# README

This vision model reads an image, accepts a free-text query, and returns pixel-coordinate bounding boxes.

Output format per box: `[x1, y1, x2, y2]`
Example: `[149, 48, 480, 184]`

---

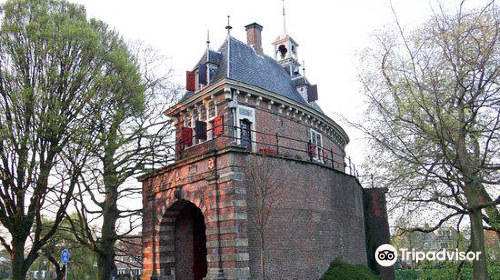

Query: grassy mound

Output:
[320, 260, 382, 280]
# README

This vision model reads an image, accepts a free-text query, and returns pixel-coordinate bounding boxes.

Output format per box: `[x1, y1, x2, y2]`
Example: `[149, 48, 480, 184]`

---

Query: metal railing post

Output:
[330, 148, 334, 169]
[275, 133, 279, 154]
[308, 140, 313, 161]
[348, 156, 352, 175]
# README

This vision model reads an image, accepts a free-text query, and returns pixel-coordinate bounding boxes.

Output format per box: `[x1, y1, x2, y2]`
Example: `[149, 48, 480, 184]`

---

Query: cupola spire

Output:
[282, 0, 287, 34]
[272, 1, 301, 77]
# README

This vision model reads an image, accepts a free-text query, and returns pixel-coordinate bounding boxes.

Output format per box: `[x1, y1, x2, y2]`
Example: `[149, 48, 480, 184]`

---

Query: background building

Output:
[115, 236, 143, 280]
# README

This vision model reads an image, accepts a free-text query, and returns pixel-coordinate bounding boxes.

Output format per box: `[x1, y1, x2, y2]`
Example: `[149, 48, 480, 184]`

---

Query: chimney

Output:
[245, 22, 263, 55]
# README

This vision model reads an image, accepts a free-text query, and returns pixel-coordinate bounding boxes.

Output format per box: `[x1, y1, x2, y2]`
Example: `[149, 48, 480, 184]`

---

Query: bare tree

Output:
[245, 155, 288, 280]
[356, 1, 499, 279]
[66, 42, 178, 280]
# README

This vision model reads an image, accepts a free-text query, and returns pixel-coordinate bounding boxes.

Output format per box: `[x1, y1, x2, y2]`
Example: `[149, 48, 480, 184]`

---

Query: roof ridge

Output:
[226, 35, 231, 78]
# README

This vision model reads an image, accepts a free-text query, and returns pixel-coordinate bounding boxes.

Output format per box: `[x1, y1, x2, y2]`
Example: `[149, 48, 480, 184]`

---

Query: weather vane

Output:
[225, 15, 232, 35]
[206, 30, 210, 48]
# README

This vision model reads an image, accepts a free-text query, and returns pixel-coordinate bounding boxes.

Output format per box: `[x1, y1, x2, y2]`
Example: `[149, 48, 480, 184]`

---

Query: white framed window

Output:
[236, 105, 256, 152]
[182, 112, 190, 127]
[208, 100, 216, 119]
[207, 100, 217, 140]
[310, 128, 323, 162]
[191, 109, 199, 144]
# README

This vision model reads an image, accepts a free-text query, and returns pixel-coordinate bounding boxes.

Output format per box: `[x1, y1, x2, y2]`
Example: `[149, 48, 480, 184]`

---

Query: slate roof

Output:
[181, 36, 323, 113]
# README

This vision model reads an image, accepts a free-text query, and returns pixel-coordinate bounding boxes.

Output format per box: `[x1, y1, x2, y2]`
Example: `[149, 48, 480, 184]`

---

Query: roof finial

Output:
[225, 15, 233, 35]
[282, 0, 287, 34]
[302, 60, 306, 76]
[206, 30, 210, 48]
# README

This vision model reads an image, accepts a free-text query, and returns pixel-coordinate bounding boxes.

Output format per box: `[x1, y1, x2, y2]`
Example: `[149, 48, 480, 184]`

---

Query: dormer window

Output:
[194, 69, 200, 90]
[208, 64, 217, 84]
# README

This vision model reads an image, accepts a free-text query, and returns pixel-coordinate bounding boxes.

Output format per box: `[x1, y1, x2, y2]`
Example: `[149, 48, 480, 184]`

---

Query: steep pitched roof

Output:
[181, 36, 323, 112]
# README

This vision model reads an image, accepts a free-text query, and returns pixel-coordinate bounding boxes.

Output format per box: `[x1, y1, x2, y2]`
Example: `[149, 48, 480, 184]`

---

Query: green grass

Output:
[395, 267, 500, 280]
[320, 260, 382, 280]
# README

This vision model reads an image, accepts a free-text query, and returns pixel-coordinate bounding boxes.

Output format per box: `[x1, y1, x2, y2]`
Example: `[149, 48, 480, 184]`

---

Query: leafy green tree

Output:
[0, 0, 146, 279]
[32, 216, 98, 280]
[357, 1, 499, 279]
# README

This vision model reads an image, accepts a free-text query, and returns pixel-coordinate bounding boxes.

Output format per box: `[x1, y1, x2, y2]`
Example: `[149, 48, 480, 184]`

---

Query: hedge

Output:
[320, 260, 382, 280]
[395, 267, 500, 280]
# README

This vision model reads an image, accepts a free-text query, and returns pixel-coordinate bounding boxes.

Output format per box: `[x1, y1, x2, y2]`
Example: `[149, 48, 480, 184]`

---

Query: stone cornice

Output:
[164, 78, 350, 146]
[223, 79, 349, 146]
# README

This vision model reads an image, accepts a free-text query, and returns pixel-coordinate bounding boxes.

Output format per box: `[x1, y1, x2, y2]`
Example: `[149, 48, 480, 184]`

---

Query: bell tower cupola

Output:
[272, 0, 301, 77]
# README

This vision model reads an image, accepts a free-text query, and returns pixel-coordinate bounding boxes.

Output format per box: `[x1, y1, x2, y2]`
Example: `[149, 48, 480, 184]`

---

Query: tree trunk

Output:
[45, 253, 65, 280]
[259, 230, 266, 280]
[97, 199, 118, 280]
[469, 209, 489, 280]
[464, 178, 489, 280]
[98, 163, 119, 280]
[97, 253, 116, 280]
[11, 239, 27, 280]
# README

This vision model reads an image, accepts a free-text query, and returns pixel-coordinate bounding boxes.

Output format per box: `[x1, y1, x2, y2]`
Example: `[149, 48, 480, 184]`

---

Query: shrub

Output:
[395, 266, 500, 280]
[320, 260, 382, 280]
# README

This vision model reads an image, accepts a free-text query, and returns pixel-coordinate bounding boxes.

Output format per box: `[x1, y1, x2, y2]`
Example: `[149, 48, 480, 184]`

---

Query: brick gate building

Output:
[140, 21, 392, 280]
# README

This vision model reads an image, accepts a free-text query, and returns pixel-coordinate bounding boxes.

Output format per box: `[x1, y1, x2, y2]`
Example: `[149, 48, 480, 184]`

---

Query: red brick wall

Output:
[240, 154, 367, 279]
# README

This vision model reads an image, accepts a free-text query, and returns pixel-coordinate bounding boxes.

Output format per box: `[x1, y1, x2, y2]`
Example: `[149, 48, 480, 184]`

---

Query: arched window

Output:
[278, 44, 287, 59]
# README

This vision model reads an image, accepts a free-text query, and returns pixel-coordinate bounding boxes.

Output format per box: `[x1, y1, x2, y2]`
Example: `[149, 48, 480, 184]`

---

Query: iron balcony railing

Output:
[174, 123, 361, 179]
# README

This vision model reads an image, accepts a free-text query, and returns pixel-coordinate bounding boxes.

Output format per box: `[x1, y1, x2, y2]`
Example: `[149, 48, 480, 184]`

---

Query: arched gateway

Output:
[159, 200, 208, 280]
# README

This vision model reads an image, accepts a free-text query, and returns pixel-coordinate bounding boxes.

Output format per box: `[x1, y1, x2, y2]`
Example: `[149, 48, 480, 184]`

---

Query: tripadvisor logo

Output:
[375, 244, 398, 267]
[375, 244, 482, 267]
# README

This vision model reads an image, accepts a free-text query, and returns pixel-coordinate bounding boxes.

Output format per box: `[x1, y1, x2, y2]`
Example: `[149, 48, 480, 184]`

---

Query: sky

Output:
[0, 0, 493, 241]
[64, 0, 490, 175]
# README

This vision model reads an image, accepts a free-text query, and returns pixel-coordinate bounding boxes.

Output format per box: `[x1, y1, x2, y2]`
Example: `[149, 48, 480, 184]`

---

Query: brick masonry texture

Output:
[242, 155, 368, 280]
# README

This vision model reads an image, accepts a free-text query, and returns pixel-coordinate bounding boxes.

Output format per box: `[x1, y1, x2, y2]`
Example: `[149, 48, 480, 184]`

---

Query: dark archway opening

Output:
[173, 201, 208, 280]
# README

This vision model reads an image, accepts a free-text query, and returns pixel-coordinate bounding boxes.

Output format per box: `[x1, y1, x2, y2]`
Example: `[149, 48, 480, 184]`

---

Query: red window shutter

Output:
[181, 127, 193, 146]
[309, 143, 316, 157]
[307, 84, 318, 102]
[176, 128, 184, 150]
[214, 115, 224, 137]
[186, 71, 195, 91]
